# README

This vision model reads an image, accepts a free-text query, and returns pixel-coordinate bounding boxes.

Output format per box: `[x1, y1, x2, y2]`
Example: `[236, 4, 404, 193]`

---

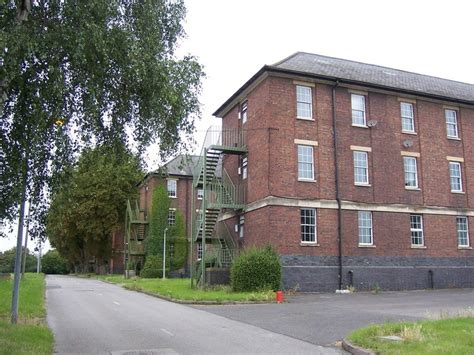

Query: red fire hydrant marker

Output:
[276, 290, 284, 303]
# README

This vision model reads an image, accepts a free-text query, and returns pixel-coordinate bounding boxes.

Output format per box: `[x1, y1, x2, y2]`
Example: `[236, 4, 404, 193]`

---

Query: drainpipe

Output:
[331, 80, 343, 290]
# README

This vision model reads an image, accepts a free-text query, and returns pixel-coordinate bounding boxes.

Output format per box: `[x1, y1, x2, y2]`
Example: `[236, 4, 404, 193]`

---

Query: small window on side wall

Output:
[445, 109, 459, 138]
[351, 94, 366, 126]
[197, 189, 203, 200]
[400, 102, 415, 133]
[296, 85, 312, 119]
[240, 101, 248, 124]
[167, 179, 177, 198]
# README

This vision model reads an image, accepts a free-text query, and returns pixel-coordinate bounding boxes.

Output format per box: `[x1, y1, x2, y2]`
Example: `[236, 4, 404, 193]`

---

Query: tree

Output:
[146, 184, 170, 256]
[0, 247, 36, 274]
[46, 144, 143, 272]
[1, 0, 203, 237]
[2, 0, 202, 324]
[41, 250, 69, 275]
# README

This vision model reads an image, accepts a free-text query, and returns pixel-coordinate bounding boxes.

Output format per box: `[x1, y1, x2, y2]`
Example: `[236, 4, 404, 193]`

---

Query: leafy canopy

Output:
[1, 1, 204, 238]
[46, 144, 143, 269]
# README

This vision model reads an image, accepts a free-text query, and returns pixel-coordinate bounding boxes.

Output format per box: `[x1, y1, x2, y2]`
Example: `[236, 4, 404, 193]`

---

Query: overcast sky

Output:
[2, 0, 474, 252]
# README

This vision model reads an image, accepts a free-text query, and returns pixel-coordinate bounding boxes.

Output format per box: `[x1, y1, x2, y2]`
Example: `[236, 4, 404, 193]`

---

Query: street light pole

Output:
[162, 227, 168, 280]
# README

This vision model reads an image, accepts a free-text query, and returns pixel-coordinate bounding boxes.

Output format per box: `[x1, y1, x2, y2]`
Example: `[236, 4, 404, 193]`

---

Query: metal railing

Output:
[193, 126, 246, 186]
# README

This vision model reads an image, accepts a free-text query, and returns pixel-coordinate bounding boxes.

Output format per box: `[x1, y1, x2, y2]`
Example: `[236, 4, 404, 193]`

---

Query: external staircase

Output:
[124, 200, 148, 273]
[191, 126, 247, 287]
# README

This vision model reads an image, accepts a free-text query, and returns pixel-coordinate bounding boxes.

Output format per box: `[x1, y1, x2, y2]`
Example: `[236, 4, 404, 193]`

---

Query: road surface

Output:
[46, 275, 342, 354]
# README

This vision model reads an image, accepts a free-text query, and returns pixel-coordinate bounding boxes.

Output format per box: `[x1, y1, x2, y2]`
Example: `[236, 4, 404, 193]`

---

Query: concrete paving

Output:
[46, 275, 343, 354]
[193, 288, 474, 347]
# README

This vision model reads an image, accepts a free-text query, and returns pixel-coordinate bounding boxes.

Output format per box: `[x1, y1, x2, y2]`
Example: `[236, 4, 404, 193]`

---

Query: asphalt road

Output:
[46, 275, 342, 354]
[194, 288, 474, 347]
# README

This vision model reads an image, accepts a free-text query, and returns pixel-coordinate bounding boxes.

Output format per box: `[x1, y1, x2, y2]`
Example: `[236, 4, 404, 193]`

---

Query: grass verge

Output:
[347, 316, 474, 354]
[96, 275, 275, 302]
[0, 273, 54, 354]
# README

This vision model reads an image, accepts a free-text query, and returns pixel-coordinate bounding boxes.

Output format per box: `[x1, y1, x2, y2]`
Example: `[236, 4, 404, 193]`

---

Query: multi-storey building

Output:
[117, 155, 200, 274]
[211, 52, 474, 291]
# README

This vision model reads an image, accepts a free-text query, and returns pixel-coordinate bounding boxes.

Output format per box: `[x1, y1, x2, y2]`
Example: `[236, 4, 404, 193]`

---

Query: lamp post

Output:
[162, 227, 168, 280]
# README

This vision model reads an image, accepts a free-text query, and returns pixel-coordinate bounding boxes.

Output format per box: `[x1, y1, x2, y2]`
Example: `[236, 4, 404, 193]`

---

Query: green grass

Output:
[0, 273, 54, 355]
[0, 273, 46, 320]
[97, 275, 276, 302]
[347, 316, 474, 354]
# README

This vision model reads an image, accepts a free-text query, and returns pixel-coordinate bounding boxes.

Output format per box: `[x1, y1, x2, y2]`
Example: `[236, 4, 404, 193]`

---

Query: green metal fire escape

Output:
[191, 126, 247, 287]
[124, 200, 148, 275]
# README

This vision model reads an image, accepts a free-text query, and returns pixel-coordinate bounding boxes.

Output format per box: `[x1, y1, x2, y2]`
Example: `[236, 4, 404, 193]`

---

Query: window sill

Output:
[451, 191, 465, 194]
[169, 196, 177, 199]
[297, 117, 315, 121]
[298, 179, 317, 183]
[402, 130, 417, 135]
[358, 244, 376, 248]
[355, 183, 371, 187]
[411, 245, 427, 249]
[405, 187, 421, 191]
[300, 242, 320, 247]
[352, 124, 368, 129]
[447, 136, 461, 141]
[458, 246, 472, 250]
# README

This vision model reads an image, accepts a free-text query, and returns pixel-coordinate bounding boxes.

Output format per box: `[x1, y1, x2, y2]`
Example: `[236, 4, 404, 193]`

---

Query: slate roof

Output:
[273, 52, 474, 102]
[162, 155, 200, 176]
[214, 52, 474, 117]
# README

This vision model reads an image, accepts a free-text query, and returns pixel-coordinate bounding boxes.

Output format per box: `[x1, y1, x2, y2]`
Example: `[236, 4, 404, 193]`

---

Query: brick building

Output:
[212, 52, 474, 291]
[116, 155, 201, 274]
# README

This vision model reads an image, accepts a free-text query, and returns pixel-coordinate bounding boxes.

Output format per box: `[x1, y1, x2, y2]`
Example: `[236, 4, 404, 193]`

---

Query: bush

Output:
[41, 250, 69, 274]
[140, 255, 168, 278]
[231, 246, 281, 292]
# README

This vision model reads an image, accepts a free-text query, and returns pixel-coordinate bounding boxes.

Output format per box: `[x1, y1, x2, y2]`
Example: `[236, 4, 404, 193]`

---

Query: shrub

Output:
[231, 246, 281, 292]
[170, 211, 187, 270]
[41, 250, 69, 274]
[140, 255, 168, 278]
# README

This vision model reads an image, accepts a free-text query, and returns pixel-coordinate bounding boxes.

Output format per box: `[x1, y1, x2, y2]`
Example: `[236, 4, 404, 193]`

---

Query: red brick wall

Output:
[220, 74, 474, 259]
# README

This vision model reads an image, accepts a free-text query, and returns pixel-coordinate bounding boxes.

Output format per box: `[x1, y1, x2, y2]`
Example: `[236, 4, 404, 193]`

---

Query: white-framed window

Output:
[403, 156, 418, 188]
[297, 145, 314, 180]
[239, 215, 245, 238]
[449, 162, 462, 192]
[445, 109, 459, 138]
[353, 151, 369, 185]
[351, 94, 366, 126]
[242, 157, 248, 180]
[197, 242, 203, 260]
[167, 179, 177, 198]
[456, 216, 470, 247]
[296, 85, 312, 119]
[410, 214, 424, 246]
[197, 189, 204, 200]
[358, 211, 373, 245]
[300, 208, 316, 243]
[241, 101, 248, 124]
[400, 102, 415, 133]
[168, 209, 176, 225]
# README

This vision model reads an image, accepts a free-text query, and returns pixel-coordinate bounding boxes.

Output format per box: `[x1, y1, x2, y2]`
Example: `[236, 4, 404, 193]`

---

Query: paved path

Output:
[46, 275, 342, 354]
[194, 288, 474, 347]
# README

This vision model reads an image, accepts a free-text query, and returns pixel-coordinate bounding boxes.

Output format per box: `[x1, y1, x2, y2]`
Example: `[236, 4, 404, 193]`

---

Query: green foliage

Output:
[1, 0, 203, 239]
[170, 210, 187, 270]
[0, 247, 36, 273]
[231, 246, 281, 292]
[146, 185, 170, 256]
[140, 254, 168, 279]
[41, 250, 69, 274]
[46, 144, 142, 270]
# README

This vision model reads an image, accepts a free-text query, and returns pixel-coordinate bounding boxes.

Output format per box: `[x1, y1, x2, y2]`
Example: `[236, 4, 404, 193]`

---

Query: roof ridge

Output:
[279, 52, 474, 87]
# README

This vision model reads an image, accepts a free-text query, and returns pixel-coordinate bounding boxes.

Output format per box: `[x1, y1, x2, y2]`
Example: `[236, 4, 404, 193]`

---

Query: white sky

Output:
[2, 0, 474, 252]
